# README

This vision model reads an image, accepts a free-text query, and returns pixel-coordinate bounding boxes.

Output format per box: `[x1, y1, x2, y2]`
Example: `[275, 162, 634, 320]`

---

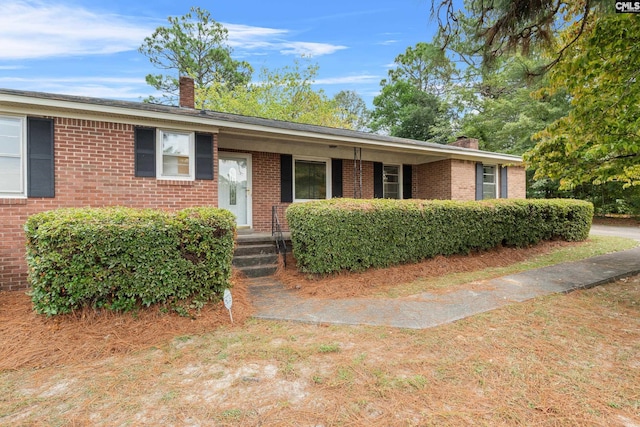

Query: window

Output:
[157, 130, 194, 180]
[0, 116, 25, 196]
[483, 165, 496, 199]
[383, 165, 400, 199]
[294, 158, 329, 200]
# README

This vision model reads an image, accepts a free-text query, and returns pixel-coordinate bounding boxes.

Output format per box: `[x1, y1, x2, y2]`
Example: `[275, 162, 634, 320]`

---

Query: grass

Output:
[381, 235, 638, 298]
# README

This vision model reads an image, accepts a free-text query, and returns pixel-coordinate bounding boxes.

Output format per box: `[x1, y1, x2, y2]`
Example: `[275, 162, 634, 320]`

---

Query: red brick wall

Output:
[250, 151, 284, 232]
[0, 117, 218, 291]
[415, 160, 452, 200]
[507, 166, 527, 199]
[450, 160, 477, 201]
[342, 159, 374, 199]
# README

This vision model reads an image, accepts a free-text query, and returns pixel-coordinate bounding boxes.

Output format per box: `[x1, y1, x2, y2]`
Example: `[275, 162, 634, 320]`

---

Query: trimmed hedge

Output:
[286, 198, 593, 274]
[25, 207, 236, 315]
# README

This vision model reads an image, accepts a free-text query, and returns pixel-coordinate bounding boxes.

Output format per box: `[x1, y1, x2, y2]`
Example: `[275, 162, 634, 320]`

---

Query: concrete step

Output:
[236, 234, 275, 245]
[239, 264, 279, 278]
[233, 253, 279, 268]
[234, 243, 276, 257]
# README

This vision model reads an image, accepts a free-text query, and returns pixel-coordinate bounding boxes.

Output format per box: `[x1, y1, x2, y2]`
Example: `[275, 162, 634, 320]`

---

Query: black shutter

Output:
[195, 133, 214, 180]
[280, 154, 293, 203]
[27, 117, 55, 198]
[475, 162, 484, 200]
[373, 162, 383, 198]
[500, 166, 508, 198]
[331, 158, 343, 198]
[402, 164, 412, 199]
[134, 127, 156, 177]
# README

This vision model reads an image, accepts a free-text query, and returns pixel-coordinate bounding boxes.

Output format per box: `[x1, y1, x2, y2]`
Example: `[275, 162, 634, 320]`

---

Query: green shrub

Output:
[286, 198, 593, 274]
[24, 206, 236, 315]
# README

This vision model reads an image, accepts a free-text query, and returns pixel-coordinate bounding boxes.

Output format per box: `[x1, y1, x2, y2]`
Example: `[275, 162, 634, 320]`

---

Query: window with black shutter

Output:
[195, 133, 214, 180]
[27, 117, 55, 198]
[134, 127, 156, 177]
[331, 158, 343, 198]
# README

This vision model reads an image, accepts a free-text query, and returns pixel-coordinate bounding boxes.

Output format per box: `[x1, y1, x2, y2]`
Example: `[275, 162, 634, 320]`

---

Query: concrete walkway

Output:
[248, 226, 640, 329]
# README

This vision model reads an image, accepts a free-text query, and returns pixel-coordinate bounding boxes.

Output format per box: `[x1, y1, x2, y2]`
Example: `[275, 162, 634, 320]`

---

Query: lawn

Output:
[1, 236, 639, 426]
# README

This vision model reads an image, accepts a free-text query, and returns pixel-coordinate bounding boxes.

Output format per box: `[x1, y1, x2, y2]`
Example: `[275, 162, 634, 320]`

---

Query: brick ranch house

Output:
[0, 79, 525, 291]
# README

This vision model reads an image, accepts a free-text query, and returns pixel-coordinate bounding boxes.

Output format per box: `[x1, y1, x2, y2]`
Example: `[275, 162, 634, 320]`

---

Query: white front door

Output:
[218, 153, 252, 228]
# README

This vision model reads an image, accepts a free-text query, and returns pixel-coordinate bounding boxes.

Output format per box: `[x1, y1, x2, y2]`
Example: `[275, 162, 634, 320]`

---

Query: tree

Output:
[332, 90, 370, 131]
[200, 60, 352, 129]
[387, 42, 458, 97]
[461, 56, 570, 155]
[370, 80, 451, 142]
[525, 14, 640, 190]
[139, 7, 252, 106]
[371, 42, 456, 142]
[432, 0, 608, 73]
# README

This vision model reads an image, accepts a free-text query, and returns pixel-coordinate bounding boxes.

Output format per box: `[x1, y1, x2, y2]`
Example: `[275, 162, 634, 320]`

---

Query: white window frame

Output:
[293, 156, 332, 202]
[0, 115, 26, 198]
[383, 164, 403, 200]
[482, 165, 499, 199]
[156, 129, 195, 181]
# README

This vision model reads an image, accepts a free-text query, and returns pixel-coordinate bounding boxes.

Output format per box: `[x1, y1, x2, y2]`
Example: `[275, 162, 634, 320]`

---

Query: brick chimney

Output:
[449, 135, 479, 150]
[179, 76, 195, 109]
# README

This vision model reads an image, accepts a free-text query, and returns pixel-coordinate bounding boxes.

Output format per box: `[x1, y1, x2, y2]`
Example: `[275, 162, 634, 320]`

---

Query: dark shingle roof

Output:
[0, 87, 521, 161]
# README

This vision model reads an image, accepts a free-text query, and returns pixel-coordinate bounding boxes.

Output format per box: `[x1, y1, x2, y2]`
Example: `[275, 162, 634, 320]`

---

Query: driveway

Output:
[590, 224, 640, 241]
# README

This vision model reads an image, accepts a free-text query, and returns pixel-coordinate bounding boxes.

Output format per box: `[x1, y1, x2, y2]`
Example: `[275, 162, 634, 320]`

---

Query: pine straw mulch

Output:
[593, 215, 640, 226]
[0, 273, 253, 371]
[276, 240, 578, 299]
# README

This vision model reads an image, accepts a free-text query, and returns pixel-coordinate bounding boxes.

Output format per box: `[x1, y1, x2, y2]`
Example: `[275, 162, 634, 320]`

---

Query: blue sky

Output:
[0, 0, 442, 106]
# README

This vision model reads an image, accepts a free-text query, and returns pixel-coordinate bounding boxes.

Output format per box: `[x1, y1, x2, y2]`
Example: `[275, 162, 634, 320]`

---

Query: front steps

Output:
[233, 234, 280, 278]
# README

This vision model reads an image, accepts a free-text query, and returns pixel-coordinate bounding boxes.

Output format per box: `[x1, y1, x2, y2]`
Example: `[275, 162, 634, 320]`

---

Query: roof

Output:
[0, 87, 522, 164]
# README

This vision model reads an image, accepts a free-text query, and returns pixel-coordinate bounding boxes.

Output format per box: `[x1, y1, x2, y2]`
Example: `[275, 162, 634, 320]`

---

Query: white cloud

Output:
[377, 40, 399, 46]
[315, 75, 381, 85]
[0, 2, 347, 61]
[279, 42, 347, 57]
[225, 23, 289, 49]
[0, 0, 152, 60]
[0, 76, 152, 99]
[225, 23, 346, 58]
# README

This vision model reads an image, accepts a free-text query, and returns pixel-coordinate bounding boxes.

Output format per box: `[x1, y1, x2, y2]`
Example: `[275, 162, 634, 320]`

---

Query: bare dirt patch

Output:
[276, 240, 577, 299]
[0, 274, 253, 371]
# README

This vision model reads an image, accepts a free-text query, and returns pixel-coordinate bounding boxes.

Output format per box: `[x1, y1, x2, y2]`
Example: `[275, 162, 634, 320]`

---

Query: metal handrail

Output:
[271, 205, 288, 267]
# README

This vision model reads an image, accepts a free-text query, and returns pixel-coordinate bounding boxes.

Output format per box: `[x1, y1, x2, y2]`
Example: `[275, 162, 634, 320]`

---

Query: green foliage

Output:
[200, 59, 352, 128]
[24, 207, 236, 316]
[460, 56, 571, 155]
[286, 198, 593, 275]
[432, 0, 609, 69]
[386, 42, 458, 97]
[371, 42, 456, 143]
[332, 90, 371, 131]
[139, 6, 252, 106]
[527, 14, 640, 190]
[371, 80, 451, 142]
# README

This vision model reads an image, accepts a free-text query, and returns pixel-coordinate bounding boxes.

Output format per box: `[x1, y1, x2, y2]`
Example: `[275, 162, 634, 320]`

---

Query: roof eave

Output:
[0, 89, 523, 165]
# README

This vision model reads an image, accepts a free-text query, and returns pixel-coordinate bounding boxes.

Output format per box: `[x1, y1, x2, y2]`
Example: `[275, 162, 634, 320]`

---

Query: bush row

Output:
[286, 198, 593, 274]
[25, 207, 236, 315]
